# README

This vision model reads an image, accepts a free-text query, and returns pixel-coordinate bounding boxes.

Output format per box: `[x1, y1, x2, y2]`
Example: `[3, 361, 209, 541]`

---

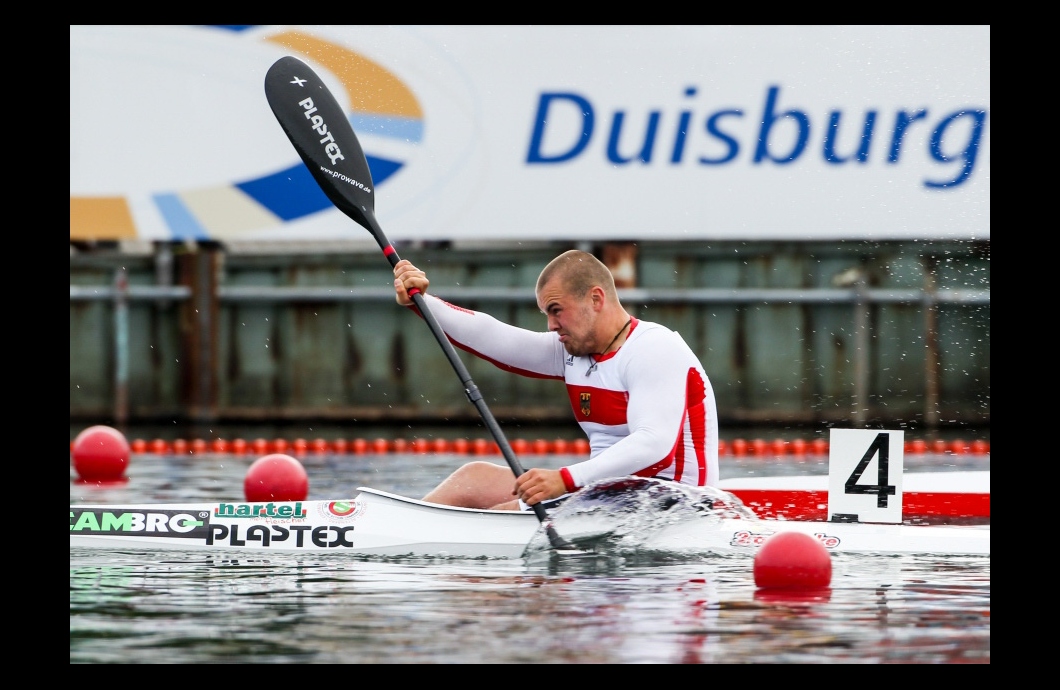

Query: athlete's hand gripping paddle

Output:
[264, 56, 575, 552]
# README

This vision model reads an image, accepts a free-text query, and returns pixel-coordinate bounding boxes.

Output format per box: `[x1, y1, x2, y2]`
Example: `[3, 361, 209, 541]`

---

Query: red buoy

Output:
[754, 531, 832, 589]
[244, 453, 309, 502]
[71, 425, 130, 482]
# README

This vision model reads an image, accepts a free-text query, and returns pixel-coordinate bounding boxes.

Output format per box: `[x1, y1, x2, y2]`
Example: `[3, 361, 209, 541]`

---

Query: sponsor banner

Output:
[70, 500, 367, 549]
[731, 529, 841, 550]
[70, 508, 212, 540]
[71, 25, 989, 243]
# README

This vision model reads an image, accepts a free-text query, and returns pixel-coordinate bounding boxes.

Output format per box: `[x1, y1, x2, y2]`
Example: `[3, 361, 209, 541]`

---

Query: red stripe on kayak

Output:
[729, 490, 990, 521]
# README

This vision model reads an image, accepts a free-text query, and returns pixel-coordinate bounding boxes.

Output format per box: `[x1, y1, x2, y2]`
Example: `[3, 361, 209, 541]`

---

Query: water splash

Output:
[523, 476, 760, 561]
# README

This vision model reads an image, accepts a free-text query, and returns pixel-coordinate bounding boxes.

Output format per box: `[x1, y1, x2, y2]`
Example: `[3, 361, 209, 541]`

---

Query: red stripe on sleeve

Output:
[671, 411, 687, 482]
[560, 467, 578, 492]
[448, 340, 563, 380]
[686, 369, 708, 485]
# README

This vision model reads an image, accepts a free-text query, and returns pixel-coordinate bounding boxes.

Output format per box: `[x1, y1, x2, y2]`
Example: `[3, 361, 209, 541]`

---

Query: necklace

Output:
[586, 318, 632, 376]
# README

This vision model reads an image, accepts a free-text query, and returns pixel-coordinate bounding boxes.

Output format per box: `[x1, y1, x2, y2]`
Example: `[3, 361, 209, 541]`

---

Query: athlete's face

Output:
[537, 277, 598, 357]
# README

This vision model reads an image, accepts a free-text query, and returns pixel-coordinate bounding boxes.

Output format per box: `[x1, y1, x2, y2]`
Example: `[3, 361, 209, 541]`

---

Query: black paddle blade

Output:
[265, 55, 376, 232]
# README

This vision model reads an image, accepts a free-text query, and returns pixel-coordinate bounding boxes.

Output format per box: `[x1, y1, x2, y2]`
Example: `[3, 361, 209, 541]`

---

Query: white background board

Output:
[827, 429, 905, 524]
[71, 25, 990, 244]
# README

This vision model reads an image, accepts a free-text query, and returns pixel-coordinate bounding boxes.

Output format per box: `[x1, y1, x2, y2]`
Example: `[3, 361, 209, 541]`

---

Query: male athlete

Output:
[393, 249, 719, 511]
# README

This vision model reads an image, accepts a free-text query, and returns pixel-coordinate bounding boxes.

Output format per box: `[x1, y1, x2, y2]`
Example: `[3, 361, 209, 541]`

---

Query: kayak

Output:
[69, 479, 990, 557]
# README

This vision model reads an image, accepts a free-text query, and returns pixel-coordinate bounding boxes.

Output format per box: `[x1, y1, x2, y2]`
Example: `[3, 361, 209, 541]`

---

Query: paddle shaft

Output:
[263, 55, 571, 548]
[364, 218, 557, 527]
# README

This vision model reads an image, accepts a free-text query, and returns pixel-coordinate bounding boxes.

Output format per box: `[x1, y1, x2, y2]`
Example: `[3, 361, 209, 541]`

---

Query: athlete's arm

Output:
[416, 293, 566, 379]
[394, 259, 564, 377]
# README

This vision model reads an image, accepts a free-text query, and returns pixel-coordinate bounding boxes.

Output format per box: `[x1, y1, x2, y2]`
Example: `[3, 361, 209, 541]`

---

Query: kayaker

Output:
[394, 249, 719, 510]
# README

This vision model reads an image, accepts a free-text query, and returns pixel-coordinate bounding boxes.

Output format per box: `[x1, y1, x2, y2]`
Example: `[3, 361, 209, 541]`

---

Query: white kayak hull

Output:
[70, 485, 989, 557]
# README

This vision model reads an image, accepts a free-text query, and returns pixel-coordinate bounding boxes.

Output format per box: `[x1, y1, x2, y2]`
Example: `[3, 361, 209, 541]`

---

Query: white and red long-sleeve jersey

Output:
[412, 294, 720, 491]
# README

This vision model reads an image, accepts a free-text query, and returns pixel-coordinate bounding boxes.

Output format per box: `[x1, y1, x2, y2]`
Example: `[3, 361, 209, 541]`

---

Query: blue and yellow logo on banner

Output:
[70, 27, 422, 241]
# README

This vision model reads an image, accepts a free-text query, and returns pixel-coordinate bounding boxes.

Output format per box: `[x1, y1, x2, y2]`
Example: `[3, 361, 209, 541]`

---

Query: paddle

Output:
[264, 55, 575, 551]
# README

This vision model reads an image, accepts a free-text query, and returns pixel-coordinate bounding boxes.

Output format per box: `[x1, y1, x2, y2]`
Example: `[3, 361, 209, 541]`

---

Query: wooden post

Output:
[923, 257, 940, 430]
[852, 272, 869, 427]
[112, 266, 129, 428]
[177, 243, 220, 424]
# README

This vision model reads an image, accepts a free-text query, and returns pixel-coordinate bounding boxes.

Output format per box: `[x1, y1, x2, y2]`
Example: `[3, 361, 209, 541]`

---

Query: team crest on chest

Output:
[580, 392, 591, 417]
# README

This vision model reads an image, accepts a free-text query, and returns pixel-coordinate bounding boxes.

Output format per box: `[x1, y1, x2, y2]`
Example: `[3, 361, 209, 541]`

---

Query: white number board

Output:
[827, 429, 905, 524]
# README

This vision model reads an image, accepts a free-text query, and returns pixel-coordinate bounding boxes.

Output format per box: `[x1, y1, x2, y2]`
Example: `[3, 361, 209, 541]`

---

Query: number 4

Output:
[843, 432, 897, 508]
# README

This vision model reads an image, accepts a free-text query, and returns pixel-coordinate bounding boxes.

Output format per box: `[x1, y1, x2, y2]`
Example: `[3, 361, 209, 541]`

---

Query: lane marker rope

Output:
[119, 437, 989, 456]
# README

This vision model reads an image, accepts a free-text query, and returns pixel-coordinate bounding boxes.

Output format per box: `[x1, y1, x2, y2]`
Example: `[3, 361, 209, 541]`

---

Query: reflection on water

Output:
[70, 450, 989, 663]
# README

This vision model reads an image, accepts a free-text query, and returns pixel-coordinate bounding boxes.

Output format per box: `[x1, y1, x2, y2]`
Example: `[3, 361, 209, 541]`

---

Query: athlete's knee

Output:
[458, 461, 512, 479]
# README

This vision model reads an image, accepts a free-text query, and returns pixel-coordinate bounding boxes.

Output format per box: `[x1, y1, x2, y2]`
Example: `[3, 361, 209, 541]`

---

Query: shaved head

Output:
[536, 250, 618, 300]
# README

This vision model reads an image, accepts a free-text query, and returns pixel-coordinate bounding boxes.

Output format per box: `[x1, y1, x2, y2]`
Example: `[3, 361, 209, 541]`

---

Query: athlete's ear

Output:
[590, 285, 606, 311]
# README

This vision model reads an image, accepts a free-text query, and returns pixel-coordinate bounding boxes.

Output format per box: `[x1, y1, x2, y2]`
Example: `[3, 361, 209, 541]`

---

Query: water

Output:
[70, 449, 990, 664]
